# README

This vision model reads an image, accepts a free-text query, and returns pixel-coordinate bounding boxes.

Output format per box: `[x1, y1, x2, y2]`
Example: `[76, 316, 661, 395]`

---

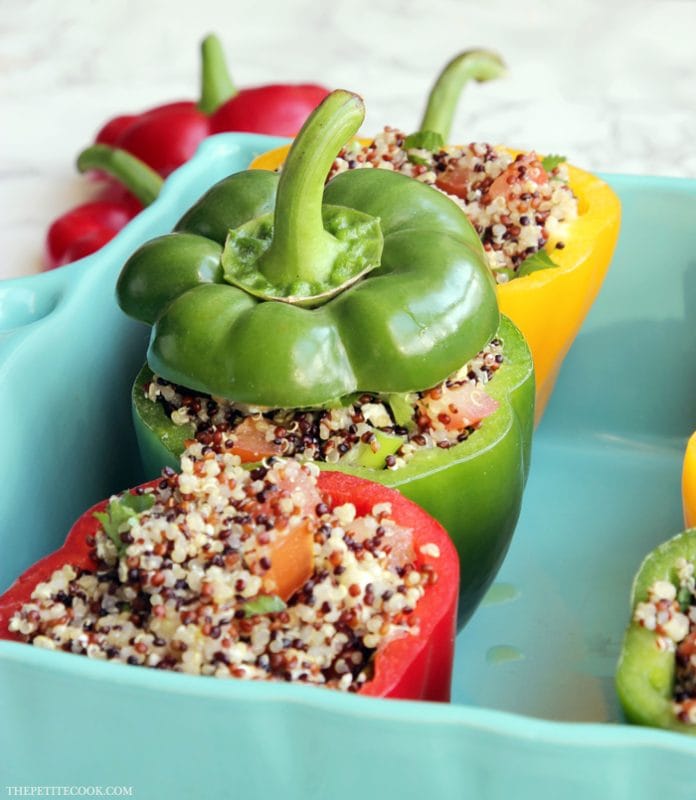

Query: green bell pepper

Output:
[616, 527, 696, 733]
[118, 90, 499, 407]
[117, 90, 535, 628]
[130, 312, 533, 629]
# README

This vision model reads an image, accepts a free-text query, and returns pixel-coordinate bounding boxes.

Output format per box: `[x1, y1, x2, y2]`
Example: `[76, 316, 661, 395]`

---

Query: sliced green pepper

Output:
[616, 527, 696, 733]
[352, 430, 405, 469]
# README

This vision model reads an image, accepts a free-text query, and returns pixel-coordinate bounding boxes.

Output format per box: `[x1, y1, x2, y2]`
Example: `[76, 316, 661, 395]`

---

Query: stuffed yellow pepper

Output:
[251, 50, 621, 421]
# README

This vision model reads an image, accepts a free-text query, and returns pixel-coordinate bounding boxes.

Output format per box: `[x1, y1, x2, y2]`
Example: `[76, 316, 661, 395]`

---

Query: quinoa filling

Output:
[148, 339, 504, 470]
[329, 128, 578, 282]
[633, 559, 696, 722]
[9, 443, 437, 691]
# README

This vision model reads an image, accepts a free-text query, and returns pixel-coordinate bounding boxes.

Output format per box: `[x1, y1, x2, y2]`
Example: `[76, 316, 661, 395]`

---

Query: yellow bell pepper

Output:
[499, 159, 620, 419]
[684, 432, 696, 528]
[250, 144, 620, 421]
[250, 51, 620, 420]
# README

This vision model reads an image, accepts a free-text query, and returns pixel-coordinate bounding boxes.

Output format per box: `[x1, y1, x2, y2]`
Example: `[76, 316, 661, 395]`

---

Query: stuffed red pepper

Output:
[0, 440, 458, 702]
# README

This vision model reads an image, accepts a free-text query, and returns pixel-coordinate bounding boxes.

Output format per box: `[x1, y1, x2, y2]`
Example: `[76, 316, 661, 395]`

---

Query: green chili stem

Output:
[76, 145, 163, 206]
[419, 49, 506, 140]
[197, 34, 237, 115]
[258, 90, 365, 287]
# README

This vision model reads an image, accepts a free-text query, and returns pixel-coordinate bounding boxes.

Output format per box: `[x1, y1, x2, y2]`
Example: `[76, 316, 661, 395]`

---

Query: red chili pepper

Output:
[95, 34, 329, 178]
[0, 472, 458, 701]
[44, 146, 164, 269]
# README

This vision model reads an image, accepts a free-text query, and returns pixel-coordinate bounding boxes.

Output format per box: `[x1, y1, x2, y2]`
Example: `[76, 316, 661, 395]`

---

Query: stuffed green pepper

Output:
[117, 90, 535, 628]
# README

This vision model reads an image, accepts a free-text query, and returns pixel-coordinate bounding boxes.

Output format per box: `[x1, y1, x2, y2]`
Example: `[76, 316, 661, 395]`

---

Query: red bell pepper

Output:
[95, 34, 329, 178]
[44, 34, 328, 269]
[0, 472, 458, 702]
[44, 145, 164, 269]
[45, 195, 140, 268]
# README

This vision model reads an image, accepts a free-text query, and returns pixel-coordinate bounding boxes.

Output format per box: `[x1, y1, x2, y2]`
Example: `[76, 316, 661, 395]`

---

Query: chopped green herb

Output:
[407, 152, 431, 167]
[541, 154, 567, 172]
[243, 595, 287, 618]
[678, 585, 693, 613]
[94, 492, 155, 553]
[404, 130, 444, 152]
[517, 249, 559, 277]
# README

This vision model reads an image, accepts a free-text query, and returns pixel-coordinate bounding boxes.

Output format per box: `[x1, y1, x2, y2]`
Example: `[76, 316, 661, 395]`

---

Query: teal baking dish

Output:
[1, 134, 695, 797]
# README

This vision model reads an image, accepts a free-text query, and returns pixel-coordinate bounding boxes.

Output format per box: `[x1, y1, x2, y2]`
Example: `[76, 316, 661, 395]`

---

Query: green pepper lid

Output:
[117, 89, 499, 408]
[222, 91, 383, 307]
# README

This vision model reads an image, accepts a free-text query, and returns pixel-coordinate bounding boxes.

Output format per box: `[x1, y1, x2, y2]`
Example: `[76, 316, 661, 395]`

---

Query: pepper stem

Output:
[257, 90, 365, 287]
[419, 49, 506, 140]
[197, 34, 237, 115]
[76, 145, 164, 206]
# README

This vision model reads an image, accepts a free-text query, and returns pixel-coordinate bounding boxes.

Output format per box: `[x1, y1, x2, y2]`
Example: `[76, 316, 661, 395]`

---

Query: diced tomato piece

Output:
[266, 460, 323, 521]
[434, 165, 471, 199]
[487, 152, 548, 203]
[346, 517, 414, 570]
[230, 417, 285, 463]
[381, 524, 414, 570]
[244, 461, 322, 600]
[677, 631, 696, 659]
[246, 518, 315, 601]
[419, 383, 499, 431]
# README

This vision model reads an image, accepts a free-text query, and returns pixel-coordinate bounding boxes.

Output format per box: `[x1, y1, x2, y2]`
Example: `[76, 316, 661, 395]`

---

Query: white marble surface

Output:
[2, 0, 695, 280]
